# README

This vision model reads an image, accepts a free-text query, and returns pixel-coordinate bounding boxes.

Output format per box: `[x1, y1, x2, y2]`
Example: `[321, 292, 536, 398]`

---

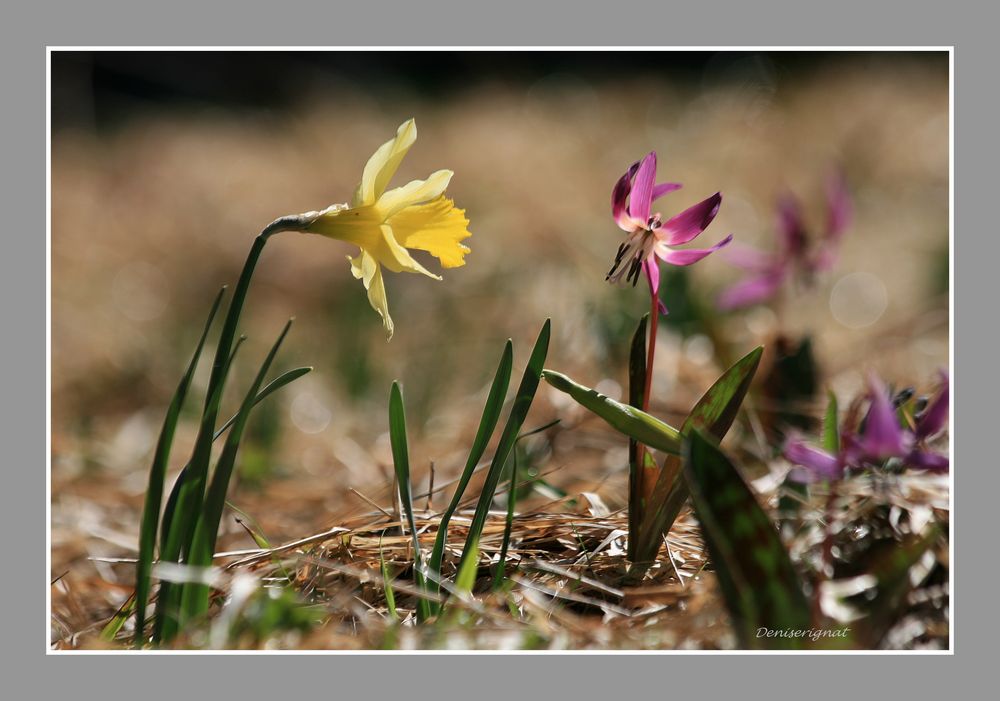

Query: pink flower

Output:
[606, 152, 733, 308]
[784, 372, 949, 483]
[717, 172, 851, 310]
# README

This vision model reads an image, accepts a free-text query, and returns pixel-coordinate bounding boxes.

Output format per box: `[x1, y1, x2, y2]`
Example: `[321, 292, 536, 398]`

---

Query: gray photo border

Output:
[8, 0, 991, 697]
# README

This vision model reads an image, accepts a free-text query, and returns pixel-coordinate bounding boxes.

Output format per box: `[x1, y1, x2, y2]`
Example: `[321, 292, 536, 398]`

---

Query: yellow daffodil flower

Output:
[265, 119, 471, 338]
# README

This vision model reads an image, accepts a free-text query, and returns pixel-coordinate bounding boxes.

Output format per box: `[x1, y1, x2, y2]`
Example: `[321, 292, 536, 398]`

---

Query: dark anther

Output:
[626, 257, 642, 286]
[606, 242, 629, 279]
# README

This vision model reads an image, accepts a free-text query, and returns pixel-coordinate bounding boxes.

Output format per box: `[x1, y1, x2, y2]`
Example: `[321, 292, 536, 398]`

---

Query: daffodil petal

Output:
[348, 250, 394, 339]
[376, 170, 453, 220]
[353, 119, 418, 207]
[304, 204, 383, 249]
[387, 196, 471, 268]
[367, 224, 441, 281]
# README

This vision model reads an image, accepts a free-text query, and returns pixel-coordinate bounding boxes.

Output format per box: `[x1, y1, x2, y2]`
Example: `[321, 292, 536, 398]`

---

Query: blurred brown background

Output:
[50, 51, 949, 616]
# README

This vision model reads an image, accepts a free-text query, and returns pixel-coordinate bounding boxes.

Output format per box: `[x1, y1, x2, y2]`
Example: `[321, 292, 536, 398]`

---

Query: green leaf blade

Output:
[133, 286, 225, 647]
[541, 369, 682, 455]
[427, 340, 513, 599]
[179, 319, 295, 622]
[388, 381, 432, 622]
[456, 319, 551, 587]
[683, 430, 811, 649]
[630, 346, 764, 575]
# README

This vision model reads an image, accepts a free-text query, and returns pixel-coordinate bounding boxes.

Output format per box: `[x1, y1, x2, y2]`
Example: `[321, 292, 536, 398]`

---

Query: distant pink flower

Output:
[784, 371, 949, 483]
[606, 152, 733, 309]
[717, 172, 851, 310]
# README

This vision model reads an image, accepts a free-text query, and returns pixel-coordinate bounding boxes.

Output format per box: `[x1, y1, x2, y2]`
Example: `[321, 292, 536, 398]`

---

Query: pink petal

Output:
[642, 260, 669, 314]
[776, 193, 807, 259]
[651, 181, 683, 202]
[656, 234, 734, 267]
[784, 437, 841, 482]
[716, 270, 785, 310]
[660, 192, 723, 245]
[906, 450, 949, 473]
[643, 258, 660, 297]
[612, 160, 639, 230]
[859, 374, 912, 460]
[628, 152, 657, 223]
[916, 371, 949, 439]
[825, 171, 852, 242]
[724, 243, 778, 272]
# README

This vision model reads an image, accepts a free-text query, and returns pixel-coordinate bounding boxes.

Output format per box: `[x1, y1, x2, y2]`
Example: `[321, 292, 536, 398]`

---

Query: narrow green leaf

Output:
[456, 319, 551, 583]
[214, 366, 312, 439]
[101, 593, 136, 643]
[379, 539, 400, 623]
[493, 453, 518, 591]
[180, 319, 294, 621]
[133, 286, 225, 647]
[541, 369, 682, 455]
[629, 346, 764, 576]
[822, 390, 840, 454]
[427, 340, 513, 602]
[455, 534, 481, 594]
[388, 381, 432, 623]
[683, 430, 811, 649]
[627, 313, 649, 560]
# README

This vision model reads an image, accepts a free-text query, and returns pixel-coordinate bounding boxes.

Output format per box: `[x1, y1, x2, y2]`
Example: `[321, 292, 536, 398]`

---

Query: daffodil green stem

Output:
[153, 229, 276, 643]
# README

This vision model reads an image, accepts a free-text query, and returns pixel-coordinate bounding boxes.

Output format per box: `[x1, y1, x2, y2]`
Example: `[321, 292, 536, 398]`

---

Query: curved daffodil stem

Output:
[153, 225, 281, 644]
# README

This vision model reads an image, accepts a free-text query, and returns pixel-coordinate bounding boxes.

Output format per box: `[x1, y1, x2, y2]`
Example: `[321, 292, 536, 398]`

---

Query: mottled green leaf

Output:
[684, 430, 811, 649]
[541, 370, 682, 455]
[628, 346, 763, 576]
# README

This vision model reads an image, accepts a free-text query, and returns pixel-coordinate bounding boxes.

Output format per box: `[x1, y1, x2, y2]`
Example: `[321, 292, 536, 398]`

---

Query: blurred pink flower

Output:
[717, 172, 851, 310]
[784, 371, 949, 483]
[606, 152, 733, 310]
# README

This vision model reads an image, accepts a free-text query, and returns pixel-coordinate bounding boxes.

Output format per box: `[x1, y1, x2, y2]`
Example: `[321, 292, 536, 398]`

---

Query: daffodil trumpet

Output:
[263, 118, 472, 339]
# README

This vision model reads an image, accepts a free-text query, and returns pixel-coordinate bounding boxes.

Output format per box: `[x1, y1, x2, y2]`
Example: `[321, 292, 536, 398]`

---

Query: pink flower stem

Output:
[643, 287, 659, 413]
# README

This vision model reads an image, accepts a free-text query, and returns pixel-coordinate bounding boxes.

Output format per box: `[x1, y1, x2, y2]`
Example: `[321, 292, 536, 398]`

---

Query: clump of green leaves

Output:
[387, 319, 551, 617]
[128, 234, 310, 647]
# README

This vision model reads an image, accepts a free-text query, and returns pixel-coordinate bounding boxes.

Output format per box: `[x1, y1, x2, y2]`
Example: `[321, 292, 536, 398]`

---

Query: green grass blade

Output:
[427, 340, 513, 598]
[101, 593, 136, 643]
[153, 335, 251, 642]
[822, 389, 840, 454]
[388, 381, 432, 623]
[454, 534, 481, 594]
[492, 452, 518, 591]
[180, 319, 294, 621]
[541, 369, 682, 455]
[151, 353, 306, 641]
[214, 366, 312, 439]
[133, 286, 225, 647]
[627, 313, 649, 560]
[379, 537, 400, 623]
[490, 421, 559, 591]
[630, 346, 764, 576]
[683, 430, 811, 649]
[456, 319, 551, 588]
